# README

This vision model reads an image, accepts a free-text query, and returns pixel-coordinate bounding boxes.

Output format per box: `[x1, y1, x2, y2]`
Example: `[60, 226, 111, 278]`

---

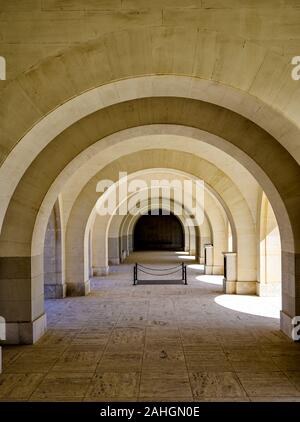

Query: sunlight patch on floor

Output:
[196, 274, 223, 286]
[214, 294, 281, 319]
[188, 264, 205, 271]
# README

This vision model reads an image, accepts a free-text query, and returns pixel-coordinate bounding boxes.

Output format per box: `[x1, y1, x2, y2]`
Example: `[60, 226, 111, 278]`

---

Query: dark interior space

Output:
[133, 210, 184, 251]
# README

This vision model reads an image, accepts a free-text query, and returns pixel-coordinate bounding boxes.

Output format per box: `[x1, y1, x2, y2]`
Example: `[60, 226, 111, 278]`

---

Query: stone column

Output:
[0, 255, 47, 344]
[108, 237, 120, 265]
[200, 236, 211, 264]
[257, 281, 281, 297]
[0, 316, 5, 372]
[195, 233, 201, 263]
[93, 266, 109, 276]
[91, 215, 109, 277]
[223, 252, 237, 294]
[280, 252, 300, 340]
[128, 234, 133, 253]
[121, 235, 128, 261]
[204, 244, 214, 275]
[44, 205, 66, 299]
[65, 226, 91, 296]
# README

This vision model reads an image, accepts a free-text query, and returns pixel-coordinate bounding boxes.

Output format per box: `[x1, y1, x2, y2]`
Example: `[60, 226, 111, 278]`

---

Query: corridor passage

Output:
[0, 253, 299, 402]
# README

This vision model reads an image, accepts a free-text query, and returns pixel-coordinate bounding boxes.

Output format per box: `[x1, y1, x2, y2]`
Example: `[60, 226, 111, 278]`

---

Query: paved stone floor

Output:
[1, 252, 300, 402]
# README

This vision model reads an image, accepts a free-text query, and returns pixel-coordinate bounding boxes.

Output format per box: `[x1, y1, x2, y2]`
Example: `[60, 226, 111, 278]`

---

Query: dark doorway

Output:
[134, 209, 184, 251]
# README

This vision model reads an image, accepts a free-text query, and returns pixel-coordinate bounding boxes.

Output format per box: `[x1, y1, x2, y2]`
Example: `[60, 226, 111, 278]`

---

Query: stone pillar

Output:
[43, 205, 65, 299]
[121, 235, 128, 261]
[89, 231, 93, 278]
[91, 215, 109, 278]
[280, 251, 300, 340]
[0, 255, 47, 344]
[66, 279, 90, 296]
[44, 280, 66, 299]
[257, 194, 282, 297]
[200, 236, 211, 264]
[223, 252, 237, 294]
[128, 234, 133, 253]
[195, 233, 201, 263]
[0, 316, 5, 373]
[204, 244, 214, 274]
[257, 281, 281, 297]
[65, 228, 91, 297]
[93, 266, 109, 276]
[108, 237, 120, 265]
[120, 250, 126, 262]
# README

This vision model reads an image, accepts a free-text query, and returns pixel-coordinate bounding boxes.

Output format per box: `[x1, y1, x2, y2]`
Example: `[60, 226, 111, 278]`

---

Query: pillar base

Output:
[44, 283, 66, 299]
[67, 280, 90, 296]
[212, 265, 223, 275]
[280, 311, 300, 341]
[236, 281, 256, 295]
[223, 280, 257, 295]
[108, 258, 120, 265]
[93, 266, 109, 276]
[223, 279, 236, 294]
[121, 250, 127, 262]
[205, 265, 213, 275]
[256, 282, 281, 297]
[205, 265, 222, 275]
[2, 313, 47, 345]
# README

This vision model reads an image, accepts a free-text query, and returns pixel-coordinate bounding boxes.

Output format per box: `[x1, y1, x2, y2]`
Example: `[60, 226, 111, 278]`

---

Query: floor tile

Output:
[139, 371, 192, 399]
[4, 350, 60, 373]
[52, 351, 102, 372]
[190, 372, 247, 399]
[0, 373, 44, 399]
[97, 351, 143, 372]
[237, 371, 300, 397]
[85, 372, 139, 399]
[1, 254, 299, 402]
[30, 372, 93, 399]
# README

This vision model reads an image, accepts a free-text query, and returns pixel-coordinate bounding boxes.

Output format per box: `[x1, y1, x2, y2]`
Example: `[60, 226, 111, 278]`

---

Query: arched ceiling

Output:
[1, 27, 300, 168]
[1, 74, 299, 213]
[0, 14, 298, 273]
[92, 170, 228, 232]
[35, 155, 242, 255]
[58, 128, 260, 226]
[3, 3, 300, 83]
[0, 2, 299, 340]
[1, 97, 297, 259]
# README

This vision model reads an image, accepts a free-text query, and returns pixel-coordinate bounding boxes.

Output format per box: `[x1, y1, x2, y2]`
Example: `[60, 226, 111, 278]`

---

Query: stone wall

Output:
[1, 0, 300, 84]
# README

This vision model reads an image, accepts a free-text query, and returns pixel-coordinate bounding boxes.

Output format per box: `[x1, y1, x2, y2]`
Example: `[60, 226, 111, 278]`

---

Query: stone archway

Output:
[1, 95, 299, 342]
[89, 170, 215, 276]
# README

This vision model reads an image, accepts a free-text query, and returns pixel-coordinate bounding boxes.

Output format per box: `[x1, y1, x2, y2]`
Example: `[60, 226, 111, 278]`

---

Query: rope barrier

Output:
[137, 268, 183, 276]
[133, 262, 187, 285]
[137, 263, 182, 271]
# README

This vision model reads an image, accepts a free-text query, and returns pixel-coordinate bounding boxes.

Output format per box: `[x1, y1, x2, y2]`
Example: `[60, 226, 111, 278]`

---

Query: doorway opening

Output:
[133, 209, 184, 251]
